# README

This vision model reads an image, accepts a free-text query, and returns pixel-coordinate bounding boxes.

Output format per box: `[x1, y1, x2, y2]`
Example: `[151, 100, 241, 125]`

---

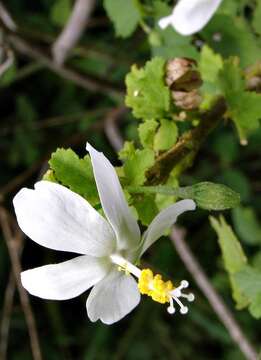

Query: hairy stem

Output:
[127, 185, 180, 196]
[145, 97, 227, 185]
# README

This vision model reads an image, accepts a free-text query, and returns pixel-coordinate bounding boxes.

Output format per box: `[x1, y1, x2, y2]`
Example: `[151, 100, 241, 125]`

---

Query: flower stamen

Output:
[110, 255, 194, 315]
[138, 269, 194, 314]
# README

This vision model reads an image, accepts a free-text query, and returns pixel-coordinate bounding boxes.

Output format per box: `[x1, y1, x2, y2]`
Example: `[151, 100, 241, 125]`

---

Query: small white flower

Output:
[13, 143, 196, 324]
[158, 0, 223, 36]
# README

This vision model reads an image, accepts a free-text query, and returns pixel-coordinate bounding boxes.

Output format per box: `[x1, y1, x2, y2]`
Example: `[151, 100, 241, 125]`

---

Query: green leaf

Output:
[202, 14, 261, 67]
[217, 0, 240, 16]
[152, 27, 199, 61]
[253, 0, 261, 35]
[234, 266, 261, 318]
[118, 141, 136, 160]
[198, 46, 224, 101]
[218, 58, 244, 93]
[138, 120, 158, 149]
[125, 57, 170, 120]
[210, 216, 248, 308]
[249, 293, 261, 319]
[199, 45, 223, 83]
[154, 119, 178, 152]
[180, 182, 240, 210]
[132, 194, 158, 226]
[235, 267, 261, 298]
[138, 118, 178, 151]
[210, 216, 247, 273]
[232, 206, 261, 246]
[103, 0, 140, 38]
[50, 0, 71, 27]
[219, 59, 261, 143]
[226, 92, 261, 143]
[48, 148, 99, 205]
[253, 252, 261, 272]
[152, 0, 171, 18]
[123, 149, 155, 186]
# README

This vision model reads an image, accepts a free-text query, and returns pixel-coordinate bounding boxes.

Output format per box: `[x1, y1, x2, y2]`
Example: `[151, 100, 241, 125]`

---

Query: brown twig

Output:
[0, 2, 16, 30]
[8, 34, 123, 98]
[170, 226, 258, 360]
[104, 107, 126, 151]
[0, 107, 113, 199]
[52, 0, 96, 65]
[0, 207, 42, 360]
[0, 3, 123, 97]
[0, 108, 110, 136]
[145, 97, 227, 185]
[0, 227, 25, 360]
[0, 160, 43, 201]
[0, 273, 16, 359]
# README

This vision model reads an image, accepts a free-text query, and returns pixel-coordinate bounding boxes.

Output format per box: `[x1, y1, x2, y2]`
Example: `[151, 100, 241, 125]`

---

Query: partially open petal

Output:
[13, 181, 116, 257]
[172, 0, 222, 35]
[87, 143, 140, 251]
[86, 269, 140, 324]
[158, 14, 174, 30]
[140, 200, 196, 255]
[21, 255, 111, 300]
[162, 0, 222, 36]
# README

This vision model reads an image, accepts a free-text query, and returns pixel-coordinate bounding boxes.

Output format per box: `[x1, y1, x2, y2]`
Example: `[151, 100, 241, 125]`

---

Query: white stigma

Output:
[168, 280, 195, 315]
[181, 280, 189, 288]
[167, 297, 176, 314]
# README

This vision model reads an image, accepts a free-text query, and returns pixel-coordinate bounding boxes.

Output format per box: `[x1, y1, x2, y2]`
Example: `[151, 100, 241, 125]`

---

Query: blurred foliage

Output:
[1, 0, 261, 359]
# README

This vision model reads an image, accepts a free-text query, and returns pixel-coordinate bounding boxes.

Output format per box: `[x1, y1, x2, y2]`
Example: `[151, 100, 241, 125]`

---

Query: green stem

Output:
[127, 185, 180, 196]
[139, 19, 152, 34]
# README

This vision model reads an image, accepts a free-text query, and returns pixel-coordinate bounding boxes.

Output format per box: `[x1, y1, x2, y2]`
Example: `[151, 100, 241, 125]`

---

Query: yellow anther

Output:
[138, 269, 174, 304]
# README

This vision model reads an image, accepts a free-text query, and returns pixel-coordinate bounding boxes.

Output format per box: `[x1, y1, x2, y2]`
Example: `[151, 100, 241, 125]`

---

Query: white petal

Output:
[158, 14, 174, 30]
[86, 143, 140, 251]
[141, 200, 196, 255]
[13, 181, 116, 257]
[172, 0, 222, 36]
[86, 270, 140, 324]
[21, 255, 111, 300]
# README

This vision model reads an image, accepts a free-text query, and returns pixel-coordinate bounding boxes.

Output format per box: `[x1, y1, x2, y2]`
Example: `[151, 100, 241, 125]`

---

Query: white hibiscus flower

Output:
[13, 143, 196, 325]
[158, 0, 223, 36]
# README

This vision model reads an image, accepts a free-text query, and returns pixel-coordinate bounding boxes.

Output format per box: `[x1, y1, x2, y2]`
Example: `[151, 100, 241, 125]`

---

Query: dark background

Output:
[0, 1, 261, 359]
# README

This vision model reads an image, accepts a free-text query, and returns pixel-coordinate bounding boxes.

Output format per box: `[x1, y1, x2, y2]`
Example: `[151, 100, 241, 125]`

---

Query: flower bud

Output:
[178, 182, 240, 210]
[166, 58, 202, 92]
[165, 58, 202, 110]
[172, 89, 202, 110]
[245, 61, 261, 92]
